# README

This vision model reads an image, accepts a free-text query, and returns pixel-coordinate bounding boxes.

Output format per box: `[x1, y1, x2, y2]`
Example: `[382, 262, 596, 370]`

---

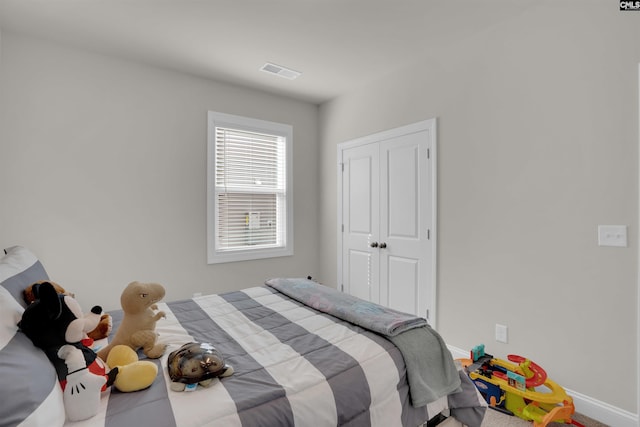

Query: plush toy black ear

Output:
[18, 281, 65, 349]
[31, 281, 63, 319]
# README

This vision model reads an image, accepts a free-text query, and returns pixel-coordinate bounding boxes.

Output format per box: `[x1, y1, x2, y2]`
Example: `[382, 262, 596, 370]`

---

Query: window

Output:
[207, 111, 293, 263]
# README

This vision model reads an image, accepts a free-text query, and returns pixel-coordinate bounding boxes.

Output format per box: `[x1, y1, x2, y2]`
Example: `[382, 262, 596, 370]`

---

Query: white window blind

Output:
[215, 127, 285, 249]
[207, 112, 293, 263]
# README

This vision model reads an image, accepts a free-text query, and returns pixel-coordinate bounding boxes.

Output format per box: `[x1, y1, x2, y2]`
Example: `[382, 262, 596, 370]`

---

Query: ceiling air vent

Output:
[260, 62, 301, 80]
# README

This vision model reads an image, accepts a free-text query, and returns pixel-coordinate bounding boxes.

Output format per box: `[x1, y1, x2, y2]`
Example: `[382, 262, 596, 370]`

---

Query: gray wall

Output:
[319, 1, 639, 413]
[0, 33, 320, 312]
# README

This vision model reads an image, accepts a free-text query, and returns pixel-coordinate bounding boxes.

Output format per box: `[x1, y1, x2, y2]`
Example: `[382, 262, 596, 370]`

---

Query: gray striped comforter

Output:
[62, 286, 484, 427]
[1, 247, 484, 426]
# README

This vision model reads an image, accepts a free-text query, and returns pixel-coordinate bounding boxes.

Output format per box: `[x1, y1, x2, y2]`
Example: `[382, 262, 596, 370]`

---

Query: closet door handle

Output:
[379, 242, 387, 249]
[370, 242, 379, 248]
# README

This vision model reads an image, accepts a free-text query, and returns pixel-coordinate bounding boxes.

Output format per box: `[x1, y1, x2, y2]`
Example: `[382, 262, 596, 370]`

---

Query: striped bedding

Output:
[0, 247, 485, 427]
[67, 287, 485, 427]
[0, 246, 66, 427]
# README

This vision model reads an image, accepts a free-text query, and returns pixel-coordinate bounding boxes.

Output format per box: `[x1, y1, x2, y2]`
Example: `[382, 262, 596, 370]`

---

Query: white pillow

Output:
[0, 246, 65, 427]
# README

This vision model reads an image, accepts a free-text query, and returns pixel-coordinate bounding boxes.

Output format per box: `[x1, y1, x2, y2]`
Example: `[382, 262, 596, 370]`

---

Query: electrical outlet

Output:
[495, 324, 508, 343]
[598, 225, 627, 247]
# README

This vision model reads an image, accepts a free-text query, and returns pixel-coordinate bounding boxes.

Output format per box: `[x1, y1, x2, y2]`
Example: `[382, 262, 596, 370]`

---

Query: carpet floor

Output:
[480, 408, 609, 426]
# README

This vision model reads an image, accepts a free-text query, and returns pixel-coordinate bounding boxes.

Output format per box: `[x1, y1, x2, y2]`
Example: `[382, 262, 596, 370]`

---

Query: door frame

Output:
[636, 63, 639, 427]
[337, 118, 438, 328]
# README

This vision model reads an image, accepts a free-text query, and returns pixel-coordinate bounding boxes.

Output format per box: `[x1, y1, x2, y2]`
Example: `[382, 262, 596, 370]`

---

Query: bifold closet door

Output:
[378, 132, 431, 318]
[341, 125, 432, 319]
[342, 142, 380, 304]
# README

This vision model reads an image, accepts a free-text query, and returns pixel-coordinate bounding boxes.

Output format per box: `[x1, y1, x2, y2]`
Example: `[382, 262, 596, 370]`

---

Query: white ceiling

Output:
[0, 0, 536, 104]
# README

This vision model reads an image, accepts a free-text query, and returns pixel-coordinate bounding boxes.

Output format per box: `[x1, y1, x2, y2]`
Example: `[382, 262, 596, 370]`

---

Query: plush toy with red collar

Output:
[18, 281, 157, 421]
[23, 280, 112, 341]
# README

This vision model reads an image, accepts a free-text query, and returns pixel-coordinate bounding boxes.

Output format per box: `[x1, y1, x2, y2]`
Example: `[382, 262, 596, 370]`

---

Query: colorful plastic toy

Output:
[459, 345, 585, 427]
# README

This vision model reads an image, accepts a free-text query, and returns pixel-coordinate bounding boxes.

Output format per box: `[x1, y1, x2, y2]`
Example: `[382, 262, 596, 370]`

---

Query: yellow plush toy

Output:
[97, 281, 167, 361]
[106, 345, 158, 392]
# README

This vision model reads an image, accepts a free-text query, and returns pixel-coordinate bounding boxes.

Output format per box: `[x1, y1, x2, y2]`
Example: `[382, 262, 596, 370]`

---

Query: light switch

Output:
[495, 324, 508, 344]
[598, 225, 627, 247]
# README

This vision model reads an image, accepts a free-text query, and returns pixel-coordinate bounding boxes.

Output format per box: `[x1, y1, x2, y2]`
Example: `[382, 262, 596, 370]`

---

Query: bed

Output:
[0, 246, 486, 427]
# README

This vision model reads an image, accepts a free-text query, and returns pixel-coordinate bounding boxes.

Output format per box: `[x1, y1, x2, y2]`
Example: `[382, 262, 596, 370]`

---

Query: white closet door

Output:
[342, 143, 380, 303]
[339, 119, 436, 323]
[379, 132, 431, 318]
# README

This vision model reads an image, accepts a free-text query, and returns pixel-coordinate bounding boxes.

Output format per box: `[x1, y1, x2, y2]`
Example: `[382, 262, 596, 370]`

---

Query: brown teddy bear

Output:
[24, 281, 112, 341]
[97, 281, 167, 361]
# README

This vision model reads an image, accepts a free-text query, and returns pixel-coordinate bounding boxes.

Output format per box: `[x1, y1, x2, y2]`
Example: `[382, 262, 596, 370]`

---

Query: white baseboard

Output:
[447, 345, 639, 427]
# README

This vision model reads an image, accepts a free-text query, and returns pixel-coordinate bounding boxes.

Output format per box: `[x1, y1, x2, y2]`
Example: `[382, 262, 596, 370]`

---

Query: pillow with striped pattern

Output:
[0, 246, 65, 427]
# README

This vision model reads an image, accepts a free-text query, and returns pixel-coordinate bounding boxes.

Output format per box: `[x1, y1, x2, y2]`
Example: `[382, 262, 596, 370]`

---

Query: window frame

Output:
[207, 111, 293, 264]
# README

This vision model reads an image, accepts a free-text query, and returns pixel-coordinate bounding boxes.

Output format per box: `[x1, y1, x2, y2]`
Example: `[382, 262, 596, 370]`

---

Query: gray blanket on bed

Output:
[265, 278, 461, 406]
[265, 277, 427, 336]
[389, 326, 461, 406]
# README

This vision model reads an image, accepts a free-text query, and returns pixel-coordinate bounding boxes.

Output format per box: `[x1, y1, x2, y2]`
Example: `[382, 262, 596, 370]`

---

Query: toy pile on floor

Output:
[459, 345, 585, 427]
